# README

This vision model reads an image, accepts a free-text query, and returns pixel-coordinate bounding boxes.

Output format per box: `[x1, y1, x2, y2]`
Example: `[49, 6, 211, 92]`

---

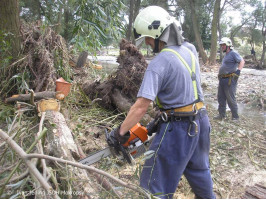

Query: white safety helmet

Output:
[219, 37, 233, 47]
[133, 6, 174, 46]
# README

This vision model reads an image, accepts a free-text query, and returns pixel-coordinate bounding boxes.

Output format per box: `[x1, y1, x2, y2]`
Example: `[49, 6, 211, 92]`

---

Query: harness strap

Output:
[161, 48, 198, 100]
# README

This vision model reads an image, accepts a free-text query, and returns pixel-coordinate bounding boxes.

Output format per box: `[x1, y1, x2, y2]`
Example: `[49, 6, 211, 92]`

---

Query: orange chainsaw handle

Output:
[123, 123, 148, 147]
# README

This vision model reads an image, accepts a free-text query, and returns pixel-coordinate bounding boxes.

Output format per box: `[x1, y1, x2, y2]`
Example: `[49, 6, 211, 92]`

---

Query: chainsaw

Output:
[79, 119, 159, 166]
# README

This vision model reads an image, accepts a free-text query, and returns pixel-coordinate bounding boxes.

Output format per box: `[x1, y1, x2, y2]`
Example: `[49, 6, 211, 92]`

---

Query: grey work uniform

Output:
[137, 45, 215, 199]
[218, 50, 243, 118]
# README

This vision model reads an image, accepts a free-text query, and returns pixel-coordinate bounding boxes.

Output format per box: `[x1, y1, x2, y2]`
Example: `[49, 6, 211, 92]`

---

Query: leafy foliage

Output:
[20, 0, 126, 52]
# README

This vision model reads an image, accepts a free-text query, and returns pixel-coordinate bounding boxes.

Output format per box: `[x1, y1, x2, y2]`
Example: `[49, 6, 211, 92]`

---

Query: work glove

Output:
[106, 126, 130, 147]
[106, 126, 132, 163]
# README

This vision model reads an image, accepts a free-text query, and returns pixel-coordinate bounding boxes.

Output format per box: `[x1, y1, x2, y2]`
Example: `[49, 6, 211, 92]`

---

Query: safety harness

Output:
[162, 48, 198, 100]
[156, 47, 204, 136]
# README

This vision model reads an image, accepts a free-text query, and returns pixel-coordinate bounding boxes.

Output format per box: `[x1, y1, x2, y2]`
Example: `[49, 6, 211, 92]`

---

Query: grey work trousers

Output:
[217, 77, 239, 119]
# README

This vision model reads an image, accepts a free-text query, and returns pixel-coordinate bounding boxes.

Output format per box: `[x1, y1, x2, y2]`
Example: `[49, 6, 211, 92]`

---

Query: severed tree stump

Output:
[242, 184, 266, 199]
[76, 51, 89, 68]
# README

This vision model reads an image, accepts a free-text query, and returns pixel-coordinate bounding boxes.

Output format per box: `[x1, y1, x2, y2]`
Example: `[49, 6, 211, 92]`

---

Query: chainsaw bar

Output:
[79, 147, 112, 165]
[79, 134, 155, 166]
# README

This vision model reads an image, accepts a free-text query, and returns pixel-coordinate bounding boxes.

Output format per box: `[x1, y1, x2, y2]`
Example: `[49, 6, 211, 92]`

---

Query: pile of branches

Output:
[0, 22, 72, 99]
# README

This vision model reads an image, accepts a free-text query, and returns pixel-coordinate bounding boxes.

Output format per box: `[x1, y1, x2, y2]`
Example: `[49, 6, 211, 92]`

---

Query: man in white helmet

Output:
[215, 37, 245, 120]
[107, 6, 215, 198]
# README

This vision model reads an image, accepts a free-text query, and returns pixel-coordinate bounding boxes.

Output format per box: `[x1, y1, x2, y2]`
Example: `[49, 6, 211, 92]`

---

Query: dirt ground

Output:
[191, 65, 265, 198]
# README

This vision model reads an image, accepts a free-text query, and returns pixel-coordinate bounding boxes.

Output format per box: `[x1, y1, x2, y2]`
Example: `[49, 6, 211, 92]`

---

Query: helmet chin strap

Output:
[153, 39, 160, 53]
[224, 45, 231, 52]
[223, 45, 228, 52]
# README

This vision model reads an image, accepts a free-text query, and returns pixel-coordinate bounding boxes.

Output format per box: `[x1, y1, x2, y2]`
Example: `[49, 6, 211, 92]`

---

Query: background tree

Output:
[175, 0, 217, 64]
[187, 0, 209, 64]
[0, 0, 21, 58]
[126, 0, 134, 41]
[209, 0, 221, 65]
[254, 0, 266, 68]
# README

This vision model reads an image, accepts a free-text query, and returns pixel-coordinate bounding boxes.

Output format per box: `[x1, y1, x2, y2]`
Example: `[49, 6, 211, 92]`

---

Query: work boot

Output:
[232, 113, 239, 121]
[232, 117, 239, 121]
[213, 115, 225, 120]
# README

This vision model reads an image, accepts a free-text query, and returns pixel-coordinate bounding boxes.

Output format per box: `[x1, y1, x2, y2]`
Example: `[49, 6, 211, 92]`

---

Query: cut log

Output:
[5, 91, 64, 103]
[44, 110, 98, 198]
[242, 184, 266, 199]
[37, 99, 60, 112]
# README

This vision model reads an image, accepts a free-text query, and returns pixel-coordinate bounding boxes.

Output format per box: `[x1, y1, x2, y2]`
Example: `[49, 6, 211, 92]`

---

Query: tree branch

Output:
[0, 170, 29, 187]
[25, 153, 150, 198]
[0, 129, 59, 199]
[36, 112, 48, 179]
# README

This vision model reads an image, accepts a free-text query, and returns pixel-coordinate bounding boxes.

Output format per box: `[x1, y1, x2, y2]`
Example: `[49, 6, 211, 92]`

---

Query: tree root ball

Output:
[82, 39, 148, 112]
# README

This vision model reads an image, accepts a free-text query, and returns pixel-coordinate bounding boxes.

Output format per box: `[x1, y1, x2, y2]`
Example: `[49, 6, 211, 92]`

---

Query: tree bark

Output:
[44, 110, 97, 198]
[242, 183, 266, 199]
[188, 0, 208, 64]
[131, 0, 141, 45]
[55, 0, 64, 34]
[209, 0, 221, 65]
[259, 5, 265, 69]
[0, 0, 21, 58]
[126, 0, 134, 41]
[63, 0, 71, 41]
[133, 0, 141, 23]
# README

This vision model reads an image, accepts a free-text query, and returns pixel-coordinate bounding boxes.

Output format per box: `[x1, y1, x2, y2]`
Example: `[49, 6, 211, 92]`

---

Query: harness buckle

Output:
[192, 103, 198, 115]
[161, 112, 168, 122]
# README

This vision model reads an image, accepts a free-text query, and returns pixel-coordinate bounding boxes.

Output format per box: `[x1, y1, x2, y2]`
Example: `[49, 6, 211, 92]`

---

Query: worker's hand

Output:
[107, 126, 130, 146]
[106, 127, 132, 163]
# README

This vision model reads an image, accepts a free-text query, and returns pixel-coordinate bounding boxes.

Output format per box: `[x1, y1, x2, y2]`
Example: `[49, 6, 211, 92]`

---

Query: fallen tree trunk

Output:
[242, 183, 266, 199]
[44, 110, 97, 198]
